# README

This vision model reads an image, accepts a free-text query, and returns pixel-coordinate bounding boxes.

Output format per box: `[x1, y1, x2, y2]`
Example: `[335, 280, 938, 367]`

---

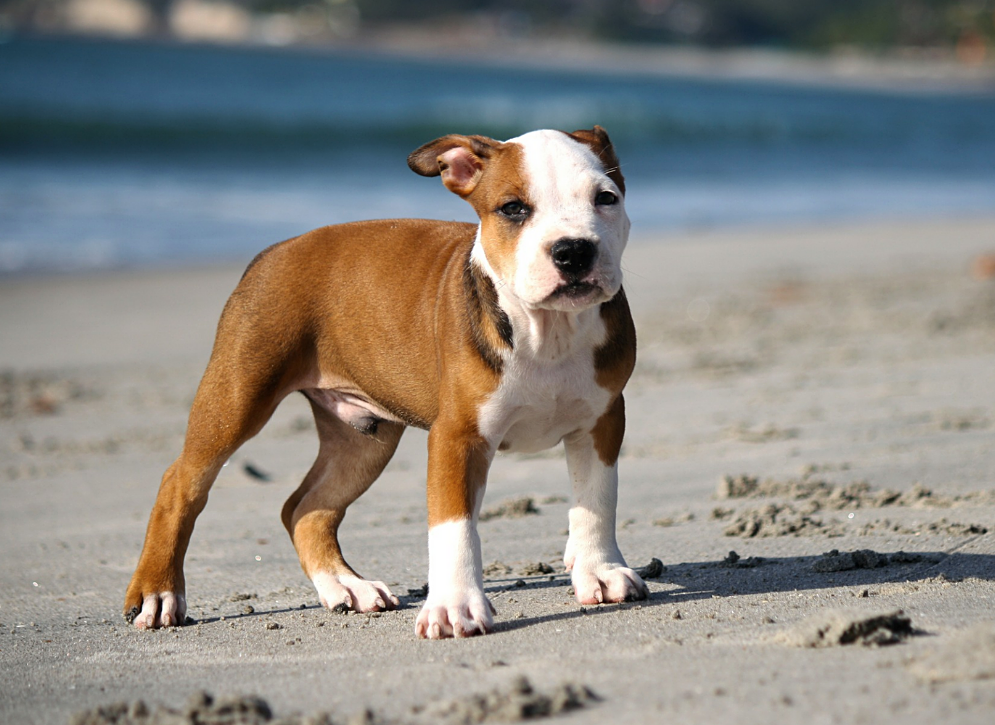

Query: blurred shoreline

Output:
[4, 0, 995, 95]
[355, 31, 995, 95]
[12, 28, 995, 95]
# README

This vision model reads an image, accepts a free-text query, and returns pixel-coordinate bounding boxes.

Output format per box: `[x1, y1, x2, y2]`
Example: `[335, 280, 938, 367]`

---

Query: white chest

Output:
[477, 354, 611, 454]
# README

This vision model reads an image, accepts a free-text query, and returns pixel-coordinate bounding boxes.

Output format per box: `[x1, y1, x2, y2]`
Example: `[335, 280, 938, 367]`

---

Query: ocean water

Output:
[2, 36, 994, 273]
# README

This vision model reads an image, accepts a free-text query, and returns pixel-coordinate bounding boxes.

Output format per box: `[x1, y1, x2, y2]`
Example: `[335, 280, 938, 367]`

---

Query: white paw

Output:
[415, 588, 494, 639]
[570, 561, 648, 605]
[312, 572, 400, 613]
[131, 591, 186, 629]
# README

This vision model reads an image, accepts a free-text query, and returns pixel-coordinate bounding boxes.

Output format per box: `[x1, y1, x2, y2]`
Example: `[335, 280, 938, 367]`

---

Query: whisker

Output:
[620, 262, 649, 282]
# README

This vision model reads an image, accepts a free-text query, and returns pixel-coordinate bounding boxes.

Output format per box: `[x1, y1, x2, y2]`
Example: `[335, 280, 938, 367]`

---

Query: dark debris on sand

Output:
[414, 676, 598, 725]
[811, 548, 942, 573]
[479, 497, 540, 522]
[716, 474, 995, 510]
[719, 550, 766, 568]
[71, 692, 280, 725]
[71, 677, 599, 725]
[779, 609, 916, 648]
[715, 474, 995, 538]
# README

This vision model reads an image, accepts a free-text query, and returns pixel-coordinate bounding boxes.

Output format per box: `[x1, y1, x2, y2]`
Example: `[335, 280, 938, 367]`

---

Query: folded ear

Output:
[408, 134, 499, 197]
[568, 125, 625, 196]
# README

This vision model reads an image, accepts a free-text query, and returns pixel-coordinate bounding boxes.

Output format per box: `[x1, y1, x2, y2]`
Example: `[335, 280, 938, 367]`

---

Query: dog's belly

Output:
[303, 387, 404, 433]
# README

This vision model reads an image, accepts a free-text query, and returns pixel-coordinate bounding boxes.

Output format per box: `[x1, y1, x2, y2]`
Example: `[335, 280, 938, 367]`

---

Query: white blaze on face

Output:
[507, 130, 630, 309]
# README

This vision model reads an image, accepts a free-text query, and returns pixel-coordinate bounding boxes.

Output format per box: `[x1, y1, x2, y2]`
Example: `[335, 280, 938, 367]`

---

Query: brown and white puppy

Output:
[124, 126, 648, 639]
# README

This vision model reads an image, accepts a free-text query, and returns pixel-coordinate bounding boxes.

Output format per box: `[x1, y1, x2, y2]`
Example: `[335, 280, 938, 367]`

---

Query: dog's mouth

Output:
[547, 280, 602, 303]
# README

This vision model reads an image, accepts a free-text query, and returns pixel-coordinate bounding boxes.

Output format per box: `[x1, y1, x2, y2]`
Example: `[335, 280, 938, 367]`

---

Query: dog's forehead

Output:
[506, 130, 608, 193]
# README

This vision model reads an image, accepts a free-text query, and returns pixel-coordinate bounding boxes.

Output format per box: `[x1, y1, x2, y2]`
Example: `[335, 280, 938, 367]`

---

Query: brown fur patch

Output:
[568, 126, 626, 196]
[591, 393, 626, 466]
[464, 252, 514, 372]
[465, 141, 534, 285]
[240, 234, 298, 281]
[594, 287, 637, 394]
[427, 424, 492, 525]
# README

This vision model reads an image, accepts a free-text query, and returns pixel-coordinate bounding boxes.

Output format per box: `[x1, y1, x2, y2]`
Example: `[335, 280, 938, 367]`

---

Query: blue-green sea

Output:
[2, 36, 994, 273]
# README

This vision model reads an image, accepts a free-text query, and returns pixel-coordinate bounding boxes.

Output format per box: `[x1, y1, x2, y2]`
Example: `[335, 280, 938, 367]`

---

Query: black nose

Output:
[550, 238, 597, 278]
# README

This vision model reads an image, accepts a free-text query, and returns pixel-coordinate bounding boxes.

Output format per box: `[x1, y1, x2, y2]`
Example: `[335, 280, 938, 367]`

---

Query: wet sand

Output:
[1, 215, 994, 724]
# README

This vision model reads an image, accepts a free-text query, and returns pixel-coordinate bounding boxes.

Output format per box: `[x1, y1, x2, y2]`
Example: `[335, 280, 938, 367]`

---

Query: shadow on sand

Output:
[485, 548, 994, 635]
[178, 548, 993, 633]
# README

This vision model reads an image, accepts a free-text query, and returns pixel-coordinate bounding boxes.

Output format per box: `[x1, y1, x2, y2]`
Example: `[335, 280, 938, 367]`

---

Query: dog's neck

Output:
[469, 243, 606, 365]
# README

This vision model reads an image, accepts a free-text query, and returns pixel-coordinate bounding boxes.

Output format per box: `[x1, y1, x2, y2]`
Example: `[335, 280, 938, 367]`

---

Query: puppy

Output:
[124, 125, 648, 639]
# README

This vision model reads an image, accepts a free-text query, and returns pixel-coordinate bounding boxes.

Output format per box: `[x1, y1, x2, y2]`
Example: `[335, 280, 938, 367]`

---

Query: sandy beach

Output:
[1, 215, 994, 724]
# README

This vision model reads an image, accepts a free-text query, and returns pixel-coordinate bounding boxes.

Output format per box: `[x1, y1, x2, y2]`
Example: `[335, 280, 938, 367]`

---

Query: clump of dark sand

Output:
[778, 609, 915, 648]
[635, 557, 667, 578]
[719, 550, 765, 568]
[483, 561, 555, 578]
[483, 561, 514, 577]
[812, 549, 887, 572]
[72, 680, 599, 725]
[717, 475, 926, 510]
[720, 503, 836, 538]
[922, 519, 989, 536]
[855, 518, 989, 536]
[519, 561, 555, 576]
[405, 583, 429, 599]
[414, 676, 598, 725]
[812, 548, 943, 572]
[71, 692, 277, 725]
[653, 512, 695, 527]
[887, 551, 939, 564]
[716, 475, 995, 510]
[715, 474, 995, 538]
[479, 497, 540, 522]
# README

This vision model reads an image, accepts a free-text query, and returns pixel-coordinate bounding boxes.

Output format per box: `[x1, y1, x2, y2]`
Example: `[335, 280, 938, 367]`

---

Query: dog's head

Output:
[409, 127, 630, 312]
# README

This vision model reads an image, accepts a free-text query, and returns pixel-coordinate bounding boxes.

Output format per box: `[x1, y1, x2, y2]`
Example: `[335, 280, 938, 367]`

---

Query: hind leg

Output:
[124, 390, 276, 629]
[282, 397, 404, 613]
[124, 367, 285, 629]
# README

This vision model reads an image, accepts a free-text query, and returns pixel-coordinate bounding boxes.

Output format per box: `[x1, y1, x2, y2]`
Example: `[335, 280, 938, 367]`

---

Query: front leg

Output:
[415, 423, 494, 639]
[563, 395, 649, 604]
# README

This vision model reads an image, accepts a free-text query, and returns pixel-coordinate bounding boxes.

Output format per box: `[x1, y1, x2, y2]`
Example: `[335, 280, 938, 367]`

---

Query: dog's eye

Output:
[595, 191, 618, 206]
[499, 201, 529, 219]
